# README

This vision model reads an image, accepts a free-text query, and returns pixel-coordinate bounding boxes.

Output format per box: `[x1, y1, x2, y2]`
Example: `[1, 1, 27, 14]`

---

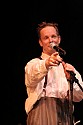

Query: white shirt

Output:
[25, 52, 83, 102]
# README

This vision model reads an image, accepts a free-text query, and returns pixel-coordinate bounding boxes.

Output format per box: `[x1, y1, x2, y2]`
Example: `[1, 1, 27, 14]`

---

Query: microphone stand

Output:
[55, 45, 83, 124]
[67, 71, 83, 125]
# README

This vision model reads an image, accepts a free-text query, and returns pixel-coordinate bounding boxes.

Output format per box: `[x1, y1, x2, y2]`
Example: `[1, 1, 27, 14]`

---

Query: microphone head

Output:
[50, 42, 58, 49]
[50, 42, 66, 56]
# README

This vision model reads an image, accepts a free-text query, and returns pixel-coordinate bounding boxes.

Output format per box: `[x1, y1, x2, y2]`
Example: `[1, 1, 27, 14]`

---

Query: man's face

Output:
[39, 26, 61, 55]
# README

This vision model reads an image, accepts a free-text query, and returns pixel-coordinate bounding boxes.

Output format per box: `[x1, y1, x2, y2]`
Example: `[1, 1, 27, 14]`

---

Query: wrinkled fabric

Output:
[25, 52, 83, 102]
[27, 97, 71, 125]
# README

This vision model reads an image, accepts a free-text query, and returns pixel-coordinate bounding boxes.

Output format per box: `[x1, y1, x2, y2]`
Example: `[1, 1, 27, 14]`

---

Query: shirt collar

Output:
[41, 52, 50, 60]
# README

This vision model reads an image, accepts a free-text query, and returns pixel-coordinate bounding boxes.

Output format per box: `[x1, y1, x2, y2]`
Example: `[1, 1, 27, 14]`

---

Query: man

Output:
[25, 22, 83, 125]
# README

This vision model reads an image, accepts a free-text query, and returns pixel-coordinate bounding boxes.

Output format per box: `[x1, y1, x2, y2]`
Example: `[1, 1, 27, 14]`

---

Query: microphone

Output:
[50, 42, 66, 56]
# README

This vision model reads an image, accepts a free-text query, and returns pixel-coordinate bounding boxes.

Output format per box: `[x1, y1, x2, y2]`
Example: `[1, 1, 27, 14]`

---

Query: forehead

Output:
[40, 26, 57, 35]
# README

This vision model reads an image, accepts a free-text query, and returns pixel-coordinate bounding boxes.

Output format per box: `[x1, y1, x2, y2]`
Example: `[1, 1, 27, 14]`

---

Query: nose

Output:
[49, 37, 53, 43]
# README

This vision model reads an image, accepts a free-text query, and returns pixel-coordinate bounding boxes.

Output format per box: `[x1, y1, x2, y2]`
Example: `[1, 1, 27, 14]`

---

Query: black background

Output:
[4, 0, 83, 125]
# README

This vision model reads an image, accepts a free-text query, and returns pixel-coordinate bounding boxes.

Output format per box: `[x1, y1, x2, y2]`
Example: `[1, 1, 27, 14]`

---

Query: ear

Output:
[39, 39, 43, 47]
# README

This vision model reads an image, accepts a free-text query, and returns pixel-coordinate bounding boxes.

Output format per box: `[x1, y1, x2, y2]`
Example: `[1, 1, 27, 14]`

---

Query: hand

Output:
[62, 61, 75, 80]
[45, 52, 63, 68]
[62, 61, 75, 72]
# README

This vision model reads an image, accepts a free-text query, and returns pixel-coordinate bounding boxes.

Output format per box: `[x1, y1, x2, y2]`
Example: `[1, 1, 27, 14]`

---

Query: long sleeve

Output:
[25, 58, 48, 113]
[25, 58, 48, 88]
[73, 70, 83, 102]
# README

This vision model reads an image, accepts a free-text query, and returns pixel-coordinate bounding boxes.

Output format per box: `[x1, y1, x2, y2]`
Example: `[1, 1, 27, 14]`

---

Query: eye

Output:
[52, 35, 58, 39]
[44, 36, 49, 40]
